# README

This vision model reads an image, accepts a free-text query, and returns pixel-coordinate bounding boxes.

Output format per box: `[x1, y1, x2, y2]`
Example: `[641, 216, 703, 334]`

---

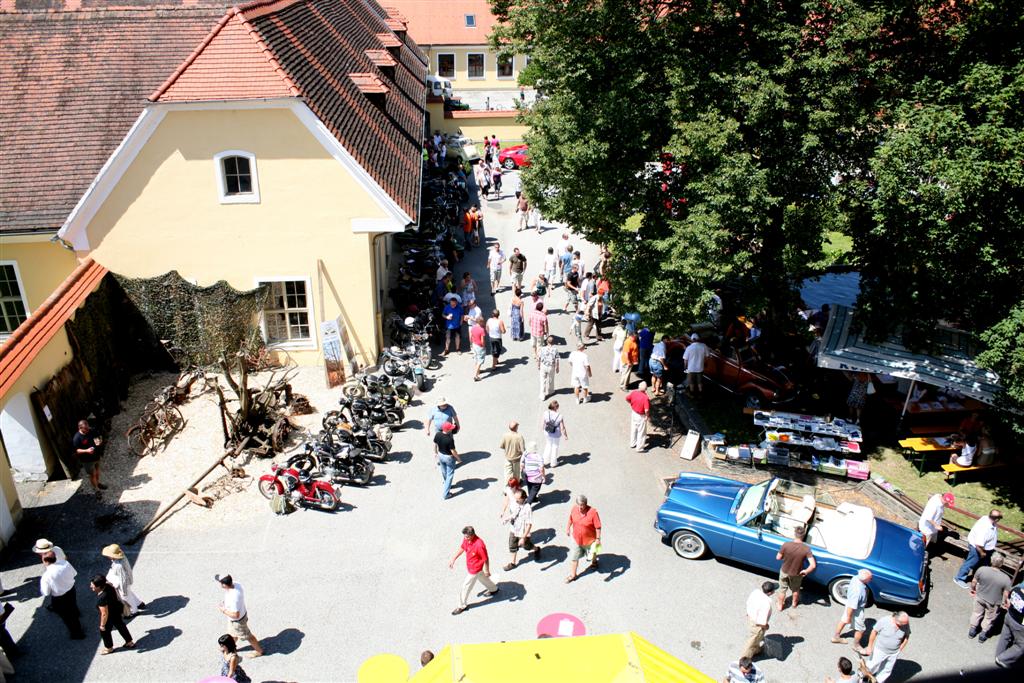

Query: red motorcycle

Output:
[258, 464, 340, 512]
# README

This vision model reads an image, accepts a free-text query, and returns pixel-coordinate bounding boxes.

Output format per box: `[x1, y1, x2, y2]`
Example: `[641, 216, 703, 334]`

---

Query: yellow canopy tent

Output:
[405, 632, 715, 683]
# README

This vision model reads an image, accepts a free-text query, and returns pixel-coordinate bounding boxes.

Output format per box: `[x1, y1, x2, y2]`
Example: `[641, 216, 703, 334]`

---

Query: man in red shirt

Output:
[449, 526, 497, 614]
[566, 495, 602, 582]
[626, 382, 651, 452]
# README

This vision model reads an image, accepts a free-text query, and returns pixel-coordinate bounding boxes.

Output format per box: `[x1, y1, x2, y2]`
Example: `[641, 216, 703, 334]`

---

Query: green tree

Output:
[977, 303, 1024, 438]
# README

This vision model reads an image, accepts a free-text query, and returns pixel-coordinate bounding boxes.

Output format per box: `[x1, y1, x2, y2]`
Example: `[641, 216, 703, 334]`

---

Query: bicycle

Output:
[125, 386, 185, 457]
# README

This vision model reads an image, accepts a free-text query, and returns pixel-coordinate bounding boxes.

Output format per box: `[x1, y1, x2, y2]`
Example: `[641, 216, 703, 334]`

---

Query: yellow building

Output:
[0, 0, 426, 502]
[385, 0, 525, 92]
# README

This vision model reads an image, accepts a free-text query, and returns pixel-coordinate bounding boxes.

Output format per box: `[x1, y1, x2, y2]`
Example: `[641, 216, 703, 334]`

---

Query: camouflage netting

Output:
[114, 271, 269, 368]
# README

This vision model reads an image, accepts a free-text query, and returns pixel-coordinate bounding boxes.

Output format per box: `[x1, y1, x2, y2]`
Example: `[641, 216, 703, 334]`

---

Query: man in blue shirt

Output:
[442, 298, 463, 355]
[559, 248, 573, 285]
[637, 326, 654, 377]
[426, 397, 459, 437]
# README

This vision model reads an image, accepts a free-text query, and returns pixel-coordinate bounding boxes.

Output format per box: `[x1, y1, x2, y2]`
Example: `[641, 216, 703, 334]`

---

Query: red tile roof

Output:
[380, 0, 497, 46]
[365, 49, 397, 68]
[0, 258, 108, 401]
[348, 72, 390, 95]
[0, 5, 227, 234]
[236, 0, 428, 221]
[151, 9, 301, 101]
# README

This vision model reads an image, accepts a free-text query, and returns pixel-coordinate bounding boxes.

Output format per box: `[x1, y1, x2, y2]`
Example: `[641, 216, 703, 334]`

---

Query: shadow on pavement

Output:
[890, 658, 923, 681]
[402, 419, 424, 431]
[477, 581, 526, 607]
[762, 633, 803, 661]
[261, 627, 305, 656]
[453, 477, 497, 495]
[458, 451, 490, 465]
[587, 392, 613, 403]
[537, 545, 569, 571]
[134, 624, 183, 653]
[142, 594, 189, 619]
[369, 474, 389, 487]
[487, 357, 529, 375]
[532, 528, 556, 544]
[557, 452, 590, 466]
[536, 489, 571, 508]
[386, 451, 413, 464]
[596, 553, 631, 582]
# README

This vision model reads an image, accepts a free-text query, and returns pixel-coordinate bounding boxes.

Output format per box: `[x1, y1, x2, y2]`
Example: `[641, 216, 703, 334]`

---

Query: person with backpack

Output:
[521, 442, 545, 506]
[541, 401, 567, 468]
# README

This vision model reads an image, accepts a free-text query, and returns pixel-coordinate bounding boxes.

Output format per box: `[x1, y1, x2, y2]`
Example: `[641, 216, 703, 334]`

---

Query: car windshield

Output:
[735, 479, 771, 523]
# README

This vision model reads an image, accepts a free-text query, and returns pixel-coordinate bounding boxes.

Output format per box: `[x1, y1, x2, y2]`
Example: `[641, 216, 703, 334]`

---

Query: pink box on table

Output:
[846, 459, 870, 480]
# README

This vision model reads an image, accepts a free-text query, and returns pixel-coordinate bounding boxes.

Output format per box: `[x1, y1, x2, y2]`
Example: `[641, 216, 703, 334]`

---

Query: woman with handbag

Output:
[102, 544, 145, 616]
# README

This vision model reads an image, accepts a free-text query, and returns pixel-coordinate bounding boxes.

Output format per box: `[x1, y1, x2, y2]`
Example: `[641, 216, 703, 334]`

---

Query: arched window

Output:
[214, 150, 260, 204]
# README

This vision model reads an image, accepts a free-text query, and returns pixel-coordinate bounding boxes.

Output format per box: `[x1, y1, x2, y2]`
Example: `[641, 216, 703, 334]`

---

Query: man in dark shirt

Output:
[995, 579, 1024, 668]
[564, 266, 581, 312]
[508, 248, 528, 290]
[73, 420, 106, 491]
[775, 526, 816, 611]
[432, 422, 461, 500]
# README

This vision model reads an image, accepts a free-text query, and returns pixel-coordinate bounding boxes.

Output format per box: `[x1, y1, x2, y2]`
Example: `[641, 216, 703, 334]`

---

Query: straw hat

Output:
[101, 543, 125, 560]
[33, 538, 56, 554]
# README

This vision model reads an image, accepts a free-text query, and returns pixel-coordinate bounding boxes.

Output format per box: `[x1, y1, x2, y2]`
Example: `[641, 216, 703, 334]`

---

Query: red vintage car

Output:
[498, 144, 530, 170]
[664, 336, 798, 407]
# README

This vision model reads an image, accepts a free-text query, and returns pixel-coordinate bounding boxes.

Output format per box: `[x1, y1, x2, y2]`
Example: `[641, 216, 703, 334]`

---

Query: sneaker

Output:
[831, 637, 848, 644]
[97, 483, 109, 490]
[968, 626, 979, 639]
[978, 633, 989, 643]
[955, 579, 971, 589]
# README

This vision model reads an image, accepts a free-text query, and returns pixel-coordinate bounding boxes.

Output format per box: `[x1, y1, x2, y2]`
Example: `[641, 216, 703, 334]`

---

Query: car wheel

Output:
[829, 577, 871, 605]
[671, 530, 707, 560]
[502, 158, 516, 170]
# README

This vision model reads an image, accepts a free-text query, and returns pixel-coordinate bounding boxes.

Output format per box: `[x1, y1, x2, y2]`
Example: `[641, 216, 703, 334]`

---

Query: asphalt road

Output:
[1, 171, 1004, 682]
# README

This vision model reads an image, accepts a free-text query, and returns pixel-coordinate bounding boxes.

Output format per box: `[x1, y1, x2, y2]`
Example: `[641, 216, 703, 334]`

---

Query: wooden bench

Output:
[941, 461, 1007, 485]
[908, 424, 958, 436]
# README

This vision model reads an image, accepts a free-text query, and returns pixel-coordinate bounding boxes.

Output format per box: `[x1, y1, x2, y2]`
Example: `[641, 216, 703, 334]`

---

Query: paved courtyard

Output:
[0, 172, 1003, 681]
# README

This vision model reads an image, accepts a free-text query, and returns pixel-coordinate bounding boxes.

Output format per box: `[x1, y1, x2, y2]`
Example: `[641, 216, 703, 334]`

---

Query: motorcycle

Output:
[288, 438, 374, 486]
[341, 372, 412, 404]
[258, 464, 340, 511]
[379, 347, 426, 392]
[322, 412, 392, 462]
[341, 396, 404, 429]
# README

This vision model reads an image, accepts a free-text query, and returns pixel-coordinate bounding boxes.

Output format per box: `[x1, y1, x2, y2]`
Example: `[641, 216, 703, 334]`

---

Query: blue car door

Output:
[731, 513, 787, 571]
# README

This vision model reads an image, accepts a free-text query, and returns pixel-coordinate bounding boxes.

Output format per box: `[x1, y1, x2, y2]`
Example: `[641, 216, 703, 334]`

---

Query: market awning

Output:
[405, 632, 714, 683]
[818, 305, 1001, 405]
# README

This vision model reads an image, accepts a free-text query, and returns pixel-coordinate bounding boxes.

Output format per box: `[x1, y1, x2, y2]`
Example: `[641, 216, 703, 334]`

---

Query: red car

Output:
[498, 144, 530, 170]
[664, 336, 797, 407]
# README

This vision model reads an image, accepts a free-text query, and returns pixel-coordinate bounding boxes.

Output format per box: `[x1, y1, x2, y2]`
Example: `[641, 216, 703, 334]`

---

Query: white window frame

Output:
[254, 276, 317, 350]
[467, 52, 485, 80]
[437, 52, 456, 80]
[214, 150, 261, 205]
[496, 54, 514, 80]
[0, 260, 30, 339]
[465, 14, 476, 28]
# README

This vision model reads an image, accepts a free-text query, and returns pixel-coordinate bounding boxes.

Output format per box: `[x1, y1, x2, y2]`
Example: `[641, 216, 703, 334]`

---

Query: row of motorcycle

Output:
[257, 312, 440, 512]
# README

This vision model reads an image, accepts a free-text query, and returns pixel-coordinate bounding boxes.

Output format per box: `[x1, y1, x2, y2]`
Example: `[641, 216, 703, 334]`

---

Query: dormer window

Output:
[214, 151, 260, 204]
[465, 14, 476, 27]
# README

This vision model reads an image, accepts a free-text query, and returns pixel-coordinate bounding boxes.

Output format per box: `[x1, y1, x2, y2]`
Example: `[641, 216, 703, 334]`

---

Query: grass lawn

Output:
[869, 446, 1024, 543]
[693, 388, 761, 444]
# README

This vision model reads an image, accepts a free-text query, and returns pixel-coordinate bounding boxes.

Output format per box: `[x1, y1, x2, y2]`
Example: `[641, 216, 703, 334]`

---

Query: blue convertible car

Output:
[655, 473, 928, 605]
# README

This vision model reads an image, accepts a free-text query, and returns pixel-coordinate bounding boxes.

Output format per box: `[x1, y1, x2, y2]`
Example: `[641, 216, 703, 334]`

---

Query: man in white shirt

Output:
[918, 492, 954, 546]
[742, 581, 776, 659]
[33, 538, 66, 563]
[487, 243, 506, 294]
[40, 554, 84, 639]
[682, 334, 709, 395]
[956, 509, 1002, 587]
[436, 259, 450, 282]
[568, 344, 592, 404]
[218, 574, 264, 657]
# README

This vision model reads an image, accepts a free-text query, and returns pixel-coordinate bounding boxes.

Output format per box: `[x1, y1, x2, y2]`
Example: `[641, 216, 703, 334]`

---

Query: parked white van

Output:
[426, 75, 453, 99]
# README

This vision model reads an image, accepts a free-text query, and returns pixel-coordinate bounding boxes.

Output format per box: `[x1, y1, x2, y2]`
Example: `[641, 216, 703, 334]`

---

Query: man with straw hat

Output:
[33, 538, 66, 563]
[102, 544, 145, 616]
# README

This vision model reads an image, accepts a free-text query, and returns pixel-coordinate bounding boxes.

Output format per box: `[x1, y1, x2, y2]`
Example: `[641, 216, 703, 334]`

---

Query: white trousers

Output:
[612, 345, 623, 372]
[543, 434, 560, 466]
[539, 367, 555, 399]
[866, 649, 900, 683]
[630, 412, 648, 450]
[460, 571, 497, 608]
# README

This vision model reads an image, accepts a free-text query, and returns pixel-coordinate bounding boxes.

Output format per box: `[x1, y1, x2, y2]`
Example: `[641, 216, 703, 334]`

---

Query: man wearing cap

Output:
[919, 492, 955, 547]
[426, 398, 459, 438]
[956, 509, 1002, 587]
[434, 421, 462, 500]
[40, 552, 84, 639]
[683, 333, 708, 396]
[742, 581, 776, 659]
[449, 526, 497, 615]
[217, 575, 264, 657]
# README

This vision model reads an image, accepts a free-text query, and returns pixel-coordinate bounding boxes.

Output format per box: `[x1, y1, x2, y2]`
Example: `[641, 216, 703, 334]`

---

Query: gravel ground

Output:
[0, 171, 1002, 682]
